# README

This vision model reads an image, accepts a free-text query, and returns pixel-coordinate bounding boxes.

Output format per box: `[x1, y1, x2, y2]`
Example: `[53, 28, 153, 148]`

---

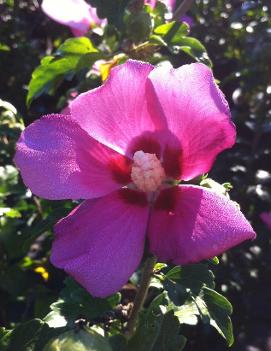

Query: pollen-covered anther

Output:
[131, 150, 166, 192]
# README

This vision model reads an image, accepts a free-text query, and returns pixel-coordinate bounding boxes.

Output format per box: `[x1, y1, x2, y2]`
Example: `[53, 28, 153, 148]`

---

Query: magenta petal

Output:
[70, 27, 87, 37]
[41, 0, 100, 36]
[14, 114, 126, 200]
[70, 60, 162, 155]
[144, 0, 157, 8]
[148, 63, 236, 180]
[145, 0, 175, 10]
[161, 0, 176, 11]
[148, 185, 256, 264]
[51, 190, 149, 297]
[181, 15, 194, 27]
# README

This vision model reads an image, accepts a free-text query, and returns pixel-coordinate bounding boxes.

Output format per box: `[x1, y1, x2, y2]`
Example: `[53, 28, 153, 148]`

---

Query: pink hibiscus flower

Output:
[14, 60, 255, 297]
[260, 212, 271, 230]
[41, 0, 105, 37]
[146, 0, 175, 11]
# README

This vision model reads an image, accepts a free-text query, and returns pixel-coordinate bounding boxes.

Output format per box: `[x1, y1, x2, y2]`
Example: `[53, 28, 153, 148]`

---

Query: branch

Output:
[173, 0, 194, 21]
[125, 255, 157, 337]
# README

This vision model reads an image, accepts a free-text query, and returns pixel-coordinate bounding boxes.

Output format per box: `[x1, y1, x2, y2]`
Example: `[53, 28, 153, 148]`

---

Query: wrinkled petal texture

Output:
[14, 115, 127, 200]
[148, 63, 236, 180]
[70, 60, 164, 155]
[148, 185, 256, 264]
[260, 212, 271, 230]
[51, 190, 149, 297]
[41, 0, 102, 36]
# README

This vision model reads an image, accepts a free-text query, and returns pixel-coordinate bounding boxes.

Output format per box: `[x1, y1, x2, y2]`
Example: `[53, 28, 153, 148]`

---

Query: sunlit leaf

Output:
[43, 328, 112, 351]
[202, 287, 234, 346]
[27, 38, 101, 106]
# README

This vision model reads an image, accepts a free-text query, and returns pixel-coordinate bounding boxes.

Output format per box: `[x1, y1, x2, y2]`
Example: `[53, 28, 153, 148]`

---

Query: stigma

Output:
[131, 150, 166, 192]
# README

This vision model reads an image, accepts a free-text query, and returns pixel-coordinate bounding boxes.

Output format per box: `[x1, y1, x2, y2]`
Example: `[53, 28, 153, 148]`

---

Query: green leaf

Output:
[149, 1, 168, 28]
[163, 264, 233, 344]
[12, 319, 45, 347]
[202, 287, 234, 346]
[0, 204, 70, 261]
[128, 292, 186, 351]
[43, 328, 112, 351]
[0, 328, 12, 351]
[149, 34, 167, 47]
[151, 312, 187, 351]
[0, 98, 18, 115]
[128, 309, 186, 351]
[109, 334, 127, 351]
[43, 311, 68, 328]
[165, 264, 215, 294]
[154, 262, 167, 272]
[56, 37, 98, 55]
[5, 0, 14, 7]
[174, 288, 233, 346]
[0, 165, 19, 196]
[33, 325, 68, 351]
[126, 11, 153, 43]
[153, 22, 212, 66]
[174, 301, 199, 325]
[27, 56, 75, 106]
[208, 256, 220, 265]
[3, 319, 65, 351]
[46, 278, 121, 325]
[164, 264, 233, 345]
[149, 291, 170, 310]
[0, 207, 21, 218]
[154, 21, 189, 38]
[150, 276, 164, 289]
[0, 43, 10, 51]
[173, 36, 212, 66]
[27, 38, 101, 106]
[21, 206, 71, 253]
[88, 0, 130, 28]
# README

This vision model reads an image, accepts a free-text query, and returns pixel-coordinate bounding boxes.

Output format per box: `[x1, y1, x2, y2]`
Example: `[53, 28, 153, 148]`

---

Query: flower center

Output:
[131, 150, 166, 192]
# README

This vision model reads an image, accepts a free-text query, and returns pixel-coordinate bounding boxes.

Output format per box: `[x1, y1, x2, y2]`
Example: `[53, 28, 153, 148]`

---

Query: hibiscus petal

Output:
[161, 0, 175, 11]
[148, 63, 236, 181]
[41, 0, 101, 36]
[70, 60, 164, 155]
[145, 0, 175, 11]
[148, 185, 256, 264]
[144, 0, 157, 8]
[51, 190, 149, 297]
[14, 114, 129, 200]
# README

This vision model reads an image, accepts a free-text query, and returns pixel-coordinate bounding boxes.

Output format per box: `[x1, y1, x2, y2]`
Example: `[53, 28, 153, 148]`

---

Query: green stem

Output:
[164, 0, 194, 43]
[126, 255, 157, 337]
[164, 21, 182, 43]
[173, 0, 194, 21]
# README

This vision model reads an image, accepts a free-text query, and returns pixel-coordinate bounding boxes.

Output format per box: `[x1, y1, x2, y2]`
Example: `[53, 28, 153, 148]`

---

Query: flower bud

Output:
[126, 11, 153, 43]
